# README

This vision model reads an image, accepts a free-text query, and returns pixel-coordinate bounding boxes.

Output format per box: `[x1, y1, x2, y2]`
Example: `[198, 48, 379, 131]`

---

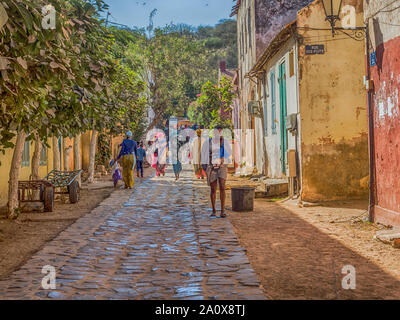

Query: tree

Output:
[0, 0, 147, 215]
[125, 25, 211, 130]
[0, 0, 89, 218]
[188, 76, 235, 129]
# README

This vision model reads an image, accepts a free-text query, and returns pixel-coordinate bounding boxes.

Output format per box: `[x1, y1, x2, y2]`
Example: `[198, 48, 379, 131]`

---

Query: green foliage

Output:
[0, 0, 148, 153]
[95, 131, 111, 167]
[189, 76, 235, 129]
[0, 3, 236, 155]
[123, 19, 238, 130]
[197, 19, 238, 70]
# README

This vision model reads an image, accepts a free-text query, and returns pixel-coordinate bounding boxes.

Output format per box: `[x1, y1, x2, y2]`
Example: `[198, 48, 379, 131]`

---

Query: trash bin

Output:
[231, 187, 255, 212]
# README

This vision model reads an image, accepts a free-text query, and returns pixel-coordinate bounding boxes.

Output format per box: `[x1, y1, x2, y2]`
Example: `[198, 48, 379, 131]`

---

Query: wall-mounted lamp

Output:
[322, 0, 343, 37]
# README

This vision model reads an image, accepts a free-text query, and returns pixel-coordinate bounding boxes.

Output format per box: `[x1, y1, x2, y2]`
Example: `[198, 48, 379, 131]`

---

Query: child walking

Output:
[110, 159, 122, 188]
[136, 142, 146, 178]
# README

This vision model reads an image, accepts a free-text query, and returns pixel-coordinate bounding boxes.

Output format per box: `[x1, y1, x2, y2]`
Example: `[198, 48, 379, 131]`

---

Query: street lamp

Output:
[322, 0, 343, 36]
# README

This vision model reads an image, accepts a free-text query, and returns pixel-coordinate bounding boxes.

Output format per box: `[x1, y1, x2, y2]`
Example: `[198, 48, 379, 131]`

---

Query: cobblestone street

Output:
[0, 167, 265, 300]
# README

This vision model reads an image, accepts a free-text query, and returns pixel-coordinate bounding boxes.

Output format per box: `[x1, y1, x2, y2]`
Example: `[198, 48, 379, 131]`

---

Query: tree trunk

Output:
[52, 136, 60, 171]
[63, 138, 72, 171]
[31, 133, 42, 200]
[146, 111, 163, 132]
[87, 130, 97, 184]
[8, 131, 27, 219]
[74, 134, 82, 186]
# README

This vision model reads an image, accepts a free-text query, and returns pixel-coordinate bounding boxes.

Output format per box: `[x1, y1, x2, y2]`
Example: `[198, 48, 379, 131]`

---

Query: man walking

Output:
[136, 142, 146, 178]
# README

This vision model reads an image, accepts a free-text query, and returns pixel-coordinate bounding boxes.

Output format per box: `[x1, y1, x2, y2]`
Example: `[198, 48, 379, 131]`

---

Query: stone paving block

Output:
[0, 167, 265, 300]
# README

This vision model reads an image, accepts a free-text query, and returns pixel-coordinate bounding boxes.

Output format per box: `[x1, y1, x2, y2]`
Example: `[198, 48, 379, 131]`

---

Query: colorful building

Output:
[250, 22, 300, 188]
[0, 132, 94, 208]
[0, 137, 54, 207]
[365, 0, 400, 226]
[232, 0, 314, 176]
[297, 0, 369, 202]
[234, 0, 369, 201]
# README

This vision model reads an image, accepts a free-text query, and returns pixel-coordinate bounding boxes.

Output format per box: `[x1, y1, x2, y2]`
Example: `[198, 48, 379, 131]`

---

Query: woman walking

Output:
[116, 131, 137, 189]
[204, 126, 229, 218]
[156, 149, 166, 177]
[193, 126, 206, 179]
[173, 139, 183, 181]
[153, 145, 166, 177]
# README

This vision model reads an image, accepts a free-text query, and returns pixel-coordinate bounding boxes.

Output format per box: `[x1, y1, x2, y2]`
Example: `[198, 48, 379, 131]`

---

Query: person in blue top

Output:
[116, 131, 138, 189]
[136, 142, 146, 178]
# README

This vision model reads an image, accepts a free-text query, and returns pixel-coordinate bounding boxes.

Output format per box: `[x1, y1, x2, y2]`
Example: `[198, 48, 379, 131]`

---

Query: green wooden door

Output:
[279, 62, 288, 174]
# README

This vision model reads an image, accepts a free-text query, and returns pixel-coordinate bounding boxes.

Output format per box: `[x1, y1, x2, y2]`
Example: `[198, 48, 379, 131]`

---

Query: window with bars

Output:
[22, 141, 30, 167]
[40, 143, 47, 166]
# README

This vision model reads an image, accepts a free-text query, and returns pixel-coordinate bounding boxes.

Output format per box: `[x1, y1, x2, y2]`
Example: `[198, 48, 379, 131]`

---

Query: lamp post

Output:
[321, 0, 343, 37]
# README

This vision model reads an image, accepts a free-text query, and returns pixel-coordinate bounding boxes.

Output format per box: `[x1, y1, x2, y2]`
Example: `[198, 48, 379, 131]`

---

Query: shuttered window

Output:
[22, 141, 30, 167]
[289, 51, 295, 77]
[40, 143, 47, 166]
[262, 73, 268, 136]
[271, 70, 277, 135]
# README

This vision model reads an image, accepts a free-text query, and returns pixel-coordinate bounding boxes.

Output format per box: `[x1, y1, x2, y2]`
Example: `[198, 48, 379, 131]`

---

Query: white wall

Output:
[254, 107, 265, 174]
[261, 36, 299, 179]
[236, 0, 257, 174]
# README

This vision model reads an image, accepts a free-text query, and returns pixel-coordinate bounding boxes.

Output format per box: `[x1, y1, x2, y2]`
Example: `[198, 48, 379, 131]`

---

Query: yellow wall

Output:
[298, 0, 369, 201]
[81, 131, 91, 170]
[62, 137, 74, 171]
[0, 137, 54, 207]
[0, 130, 96, 208]
[112, 135, 124, 160]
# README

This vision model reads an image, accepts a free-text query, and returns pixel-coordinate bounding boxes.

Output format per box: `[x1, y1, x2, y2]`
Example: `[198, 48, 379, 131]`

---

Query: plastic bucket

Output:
[231, 187, 255, 212]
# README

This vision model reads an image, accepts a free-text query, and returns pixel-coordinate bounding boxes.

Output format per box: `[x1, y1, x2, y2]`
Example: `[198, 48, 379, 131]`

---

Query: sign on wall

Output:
[305, 44, 325, 55]
[371, 52, 377, 67]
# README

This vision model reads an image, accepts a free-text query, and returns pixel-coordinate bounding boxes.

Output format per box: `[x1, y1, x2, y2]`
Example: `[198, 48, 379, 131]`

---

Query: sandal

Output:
[210, 211, 217, 217]
[220, 212, 227, 218]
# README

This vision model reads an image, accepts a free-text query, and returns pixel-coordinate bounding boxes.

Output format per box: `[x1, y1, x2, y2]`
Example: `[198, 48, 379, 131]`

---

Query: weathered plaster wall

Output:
[237, 0, 255, 103]
[365, 0, 400, 225]
[81, 131, 91, 170]
[298, 0, 369, 202]
[254, 0, 313, 60]
[237, 0, 256, 173]
[0, 137, 54, 207]
[254, 116, 265, 173]
[261, 36, 299, 179]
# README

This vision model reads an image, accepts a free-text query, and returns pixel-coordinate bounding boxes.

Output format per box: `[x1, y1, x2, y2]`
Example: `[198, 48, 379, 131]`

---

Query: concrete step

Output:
[259, 179, 288, 198]
[374, 228, 400, 247]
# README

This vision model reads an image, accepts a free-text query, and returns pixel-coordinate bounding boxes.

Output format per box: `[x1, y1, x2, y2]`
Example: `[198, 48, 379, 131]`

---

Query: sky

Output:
[102, 0, 236, 29]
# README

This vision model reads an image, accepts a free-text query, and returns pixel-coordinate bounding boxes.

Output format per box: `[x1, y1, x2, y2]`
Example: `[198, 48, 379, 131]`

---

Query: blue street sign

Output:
[371, 52, 377, 67]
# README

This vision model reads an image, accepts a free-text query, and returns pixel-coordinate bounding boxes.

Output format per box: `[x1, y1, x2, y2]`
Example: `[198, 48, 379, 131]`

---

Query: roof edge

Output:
[249, 20, 297, 76]
[230, 0, 241, 17]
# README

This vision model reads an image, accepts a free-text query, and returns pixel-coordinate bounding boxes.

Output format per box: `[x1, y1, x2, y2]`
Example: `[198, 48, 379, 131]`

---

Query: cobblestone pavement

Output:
[0, 167, 265, 300]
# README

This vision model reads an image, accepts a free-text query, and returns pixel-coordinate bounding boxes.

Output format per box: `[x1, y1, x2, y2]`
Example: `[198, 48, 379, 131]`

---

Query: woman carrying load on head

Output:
[116, 131, 137, 189]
